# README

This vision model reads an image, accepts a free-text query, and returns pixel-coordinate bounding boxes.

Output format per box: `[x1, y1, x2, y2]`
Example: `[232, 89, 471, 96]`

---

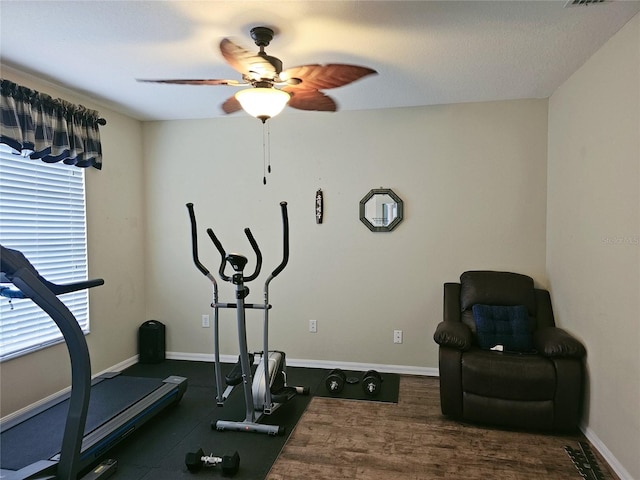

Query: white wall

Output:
[142, 99, 548, 369]
[547, 13, 639, 480]
[0, 68, 146, 417]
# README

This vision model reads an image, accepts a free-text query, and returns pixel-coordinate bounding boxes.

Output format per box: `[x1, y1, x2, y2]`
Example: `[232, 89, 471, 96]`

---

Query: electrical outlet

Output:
[393, 330, 403, 344]
[309, 319, 317, 333]
[202, 314, 210, 328]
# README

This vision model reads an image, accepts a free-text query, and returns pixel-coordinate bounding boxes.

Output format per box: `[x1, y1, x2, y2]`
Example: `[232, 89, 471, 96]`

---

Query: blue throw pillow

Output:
[472, 304, 533, 352]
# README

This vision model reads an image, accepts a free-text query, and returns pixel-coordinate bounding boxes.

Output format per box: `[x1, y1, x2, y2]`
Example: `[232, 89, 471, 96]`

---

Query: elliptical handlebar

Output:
[206, 226, 262, 283]
[186, 203, 211, 278]
[205, 228, 230, 282]
[271, 202, 289, 279]
[242, 228, 262, 282]
[186, 201, 288, 284]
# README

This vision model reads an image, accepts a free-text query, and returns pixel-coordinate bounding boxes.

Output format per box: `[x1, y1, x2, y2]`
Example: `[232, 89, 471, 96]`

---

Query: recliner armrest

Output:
[434, 321, 472, 351]
[533, 327, 586, 358]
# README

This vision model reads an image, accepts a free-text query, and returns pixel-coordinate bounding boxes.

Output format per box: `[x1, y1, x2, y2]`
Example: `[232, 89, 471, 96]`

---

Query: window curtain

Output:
[0, 79, 105, 170]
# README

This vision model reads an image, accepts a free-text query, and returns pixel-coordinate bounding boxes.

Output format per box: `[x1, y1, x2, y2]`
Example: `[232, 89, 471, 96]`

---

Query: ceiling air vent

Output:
[564, 0, 610, 6]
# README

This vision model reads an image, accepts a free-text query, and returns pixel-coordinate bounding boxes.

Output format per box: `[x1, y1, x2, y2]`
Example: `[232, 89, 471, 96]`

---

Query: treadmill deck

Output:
[1, 374, 187, 472]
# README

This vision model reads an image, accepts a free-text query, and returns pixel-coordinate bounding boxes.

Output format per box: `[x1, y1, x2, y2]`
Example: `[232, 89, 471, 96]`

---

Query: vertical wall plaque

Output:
[315, 189, 323, 224]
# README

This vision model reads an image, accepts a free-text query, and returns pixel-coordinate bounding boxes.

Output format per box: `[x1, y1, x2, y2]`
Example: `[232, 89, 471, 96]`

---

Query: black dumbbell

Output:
[325, 368, 346, 394]
[362, 370, 383, 397]
[185, 448, 240, 476]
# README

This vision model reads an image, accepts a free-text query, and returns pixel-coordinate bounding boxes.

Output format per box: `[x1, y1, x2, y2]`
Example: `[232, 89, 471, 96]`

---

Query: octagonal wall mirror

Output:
[359, 188, 404, 232]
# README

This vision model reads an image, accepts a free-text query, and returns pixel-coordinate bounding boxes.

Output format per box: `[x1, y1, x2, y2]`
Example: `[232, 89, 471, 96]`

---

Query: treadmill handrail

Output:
[0, 244, 100, 480]
[1, 246, 104, 299]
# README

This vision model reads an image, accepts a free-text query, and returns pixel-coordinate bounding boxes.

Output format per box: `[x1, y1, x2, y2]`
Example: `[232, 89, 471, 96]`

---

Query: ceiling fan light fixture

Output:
[235, 87, 290, 122]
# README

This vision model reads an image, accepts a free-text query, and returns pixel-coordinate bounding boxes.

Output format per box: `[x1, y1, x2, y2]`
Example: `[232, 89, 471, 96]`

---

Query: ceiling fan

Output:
[139, 26, 377, 122]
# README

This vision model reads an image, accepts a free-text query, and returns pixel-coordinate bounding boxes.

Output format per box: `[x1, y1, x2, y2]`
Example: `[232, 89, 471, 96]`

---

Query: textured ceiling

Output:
[1, 0, 639, 121]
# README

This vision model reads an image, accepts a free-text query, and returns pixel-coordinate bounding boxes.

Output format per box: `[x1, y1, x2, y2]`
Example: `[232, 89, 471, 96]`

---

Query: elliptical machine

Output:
[186, 201, 308, 436]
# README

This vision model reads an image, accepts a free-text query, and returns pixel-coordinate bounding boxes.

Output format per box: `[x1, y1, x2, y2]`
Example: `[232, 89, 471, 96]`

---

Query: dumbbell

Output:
[325, 368, 346, 394]
[362, 370, 383, 397]
[185, 448, 240, 476]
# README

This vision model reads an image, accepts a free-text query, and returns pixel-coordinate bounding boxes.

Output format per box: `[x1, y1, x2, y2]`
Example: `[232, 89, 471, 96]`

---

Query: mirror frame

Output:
[359, 188, 404, 232]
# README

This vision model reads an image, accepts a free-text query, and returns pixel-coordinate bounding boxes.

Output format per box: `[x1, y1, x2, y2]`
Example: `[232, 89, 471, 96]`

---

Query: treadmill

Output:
[0, 245, 188, 479]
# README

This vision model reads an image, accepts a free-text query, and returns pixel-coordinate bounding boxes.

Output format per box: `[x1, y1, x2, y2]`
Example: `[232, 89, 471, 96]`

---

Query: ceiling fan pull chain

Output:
[261, 121, 273, 185]
[262, 122, 268, 185]
[267, 121, 272, 175]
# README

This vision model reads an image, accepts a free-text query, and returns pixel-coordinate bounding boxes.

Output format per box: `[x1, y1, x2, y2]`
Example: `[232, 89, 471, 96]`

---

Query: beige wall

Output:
[0, 89, 549, 415]
[547, 13, 639, 480]
[0, 68, 146, 416]
[142, 99, 548, 369]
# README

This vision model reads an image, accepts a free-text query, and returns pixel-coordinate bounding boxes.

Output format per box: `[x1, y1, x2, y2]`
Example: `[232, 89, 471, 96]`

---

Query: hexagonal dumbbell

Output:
[324, 368, 346, 394]
[362, 370, 383, 397]
[185, 448, 240, 476]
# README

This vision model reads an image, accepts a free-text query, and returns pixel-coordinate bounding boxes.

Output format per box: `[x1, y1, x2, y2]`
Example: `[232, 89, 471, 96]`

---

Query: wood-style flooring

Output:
[267, 375, 618, 480]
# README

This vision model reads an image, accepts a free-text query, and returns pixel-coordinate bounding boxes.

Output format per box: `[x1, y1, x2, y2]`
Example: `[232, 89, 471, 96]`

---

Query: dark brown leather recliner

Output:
[433, 271, 586, 431]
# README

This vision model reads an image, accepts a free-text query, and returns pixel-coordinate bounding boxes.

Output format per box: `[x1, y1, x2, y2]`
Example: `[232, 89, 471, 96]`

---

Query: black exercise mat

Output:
[108, 360, 327, 480]
[314, 370, 400, 403]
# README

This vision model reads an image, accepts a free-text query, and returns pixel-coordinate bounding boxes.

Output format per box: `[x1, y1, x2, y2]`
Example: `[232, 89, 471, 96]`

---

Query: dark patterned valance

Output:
[0, 79, 106, 169]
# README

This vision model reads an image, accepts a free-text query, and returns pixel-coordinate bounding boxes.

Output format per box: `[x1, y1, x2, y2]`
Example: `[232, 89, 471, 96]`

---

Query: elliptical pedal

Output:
[225, 354, 254, 386]
[271, 386, 299, 404]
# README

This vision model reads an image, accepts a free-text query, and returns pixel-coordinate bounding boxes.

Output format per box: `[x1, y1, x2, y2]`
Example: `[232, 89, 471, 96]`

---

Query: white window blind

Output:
[0, 146, 90, 361]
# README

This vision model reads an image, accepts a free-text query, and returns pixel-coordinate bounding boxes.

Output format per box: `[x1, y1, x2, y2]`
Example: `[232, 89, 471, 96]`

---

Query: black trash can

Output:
[138, 320, 166, 364]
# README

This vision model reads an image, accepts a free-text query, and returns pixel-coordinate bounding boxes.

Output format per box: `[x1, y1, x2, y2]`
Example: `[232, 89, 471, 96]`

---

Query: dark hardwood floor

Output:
[267, 375, 618, 480]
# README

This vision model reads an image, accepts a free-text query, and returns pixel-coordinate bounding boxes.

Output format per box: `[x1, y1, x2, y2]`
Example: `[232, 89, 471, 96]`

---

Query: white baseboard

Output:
[165, 351, 439, 377]
[102, 355, 139, 373]
[580, 424, 632, 480]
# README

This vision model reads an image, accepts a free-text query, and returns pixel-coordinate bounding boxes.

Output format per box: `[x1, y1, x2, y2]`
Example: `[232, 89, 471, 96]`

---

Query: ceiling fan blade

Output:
[220, 38, 279, 80]
[283, 88, 337, 112]
[137, 78, 244, 86]
[221, 95, 243, 114]
[282, 64, 377, 91]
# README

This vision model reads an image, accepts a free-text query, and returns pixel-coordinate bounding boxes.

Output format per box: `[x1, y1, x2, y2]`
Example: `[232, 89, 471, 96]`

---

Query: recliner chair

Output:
[433, 271, 586, 431]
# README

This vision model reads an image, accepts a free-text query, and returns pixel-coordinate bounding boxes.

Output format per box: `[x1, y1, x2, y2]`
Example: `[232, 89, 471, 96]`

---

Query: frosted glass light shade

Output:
[235, 88, 290, 122]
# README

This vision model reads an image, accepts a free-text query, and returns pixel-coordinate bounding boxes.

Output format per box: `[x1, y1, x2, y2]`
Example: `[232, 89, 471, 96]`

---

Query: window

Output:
[0, 146, 90, 361]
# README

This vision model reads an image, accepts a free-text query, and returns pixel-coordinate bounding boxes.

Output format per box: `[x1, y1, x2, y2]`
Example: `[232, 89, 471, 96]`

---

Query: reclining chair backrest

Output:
[459, 271, 548, 338]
